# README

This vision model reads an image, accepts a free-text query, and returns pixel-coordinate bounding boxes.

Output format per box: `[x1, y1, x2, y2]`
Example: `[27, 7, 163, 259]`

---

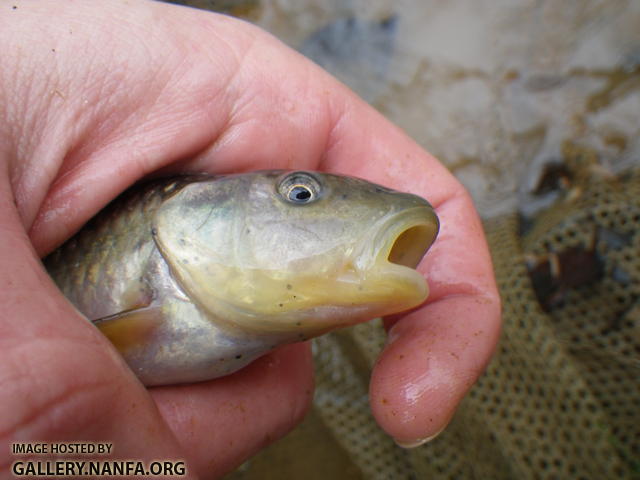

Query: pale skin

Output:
[0, 1, 501, 478]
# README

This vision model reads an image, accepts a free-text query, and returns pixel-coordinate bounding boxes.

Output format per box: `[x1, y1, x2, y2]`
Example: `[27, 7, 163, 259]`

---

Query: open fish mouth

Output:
[385, 219, 438, 268]
[373, 206, 439, 268]
[350, 205, 439, 307]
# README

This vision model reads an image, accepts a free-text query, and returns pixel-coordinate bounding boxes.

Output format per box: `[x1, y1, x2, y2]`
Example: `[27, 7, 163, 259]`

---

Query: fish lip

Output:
[353, 205, 439, 275]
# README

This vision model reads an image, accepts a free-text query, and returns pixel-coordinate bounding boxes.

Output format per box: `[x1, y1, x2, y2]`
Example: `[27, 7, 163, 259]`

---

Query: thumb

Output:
[0, 175, 191, 475]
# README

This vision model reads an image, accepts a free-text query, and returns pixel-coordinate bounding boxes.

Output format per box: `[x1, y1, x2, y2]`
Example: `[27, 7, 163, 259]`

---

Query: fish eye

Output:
[289, 185, 313, 202]
[278, 172, 322, 205]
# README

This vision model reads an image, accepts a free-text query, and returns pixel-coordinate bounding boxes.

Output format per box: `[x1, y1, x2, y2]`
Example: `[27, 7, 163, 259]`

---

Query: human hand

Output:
[0, 0, 500, 477]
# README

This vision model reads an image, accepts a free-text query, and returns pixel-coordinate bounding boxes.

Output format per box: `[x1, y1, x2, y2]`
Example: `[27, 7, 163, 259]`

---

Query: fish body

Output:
[45, 171, 439, 386]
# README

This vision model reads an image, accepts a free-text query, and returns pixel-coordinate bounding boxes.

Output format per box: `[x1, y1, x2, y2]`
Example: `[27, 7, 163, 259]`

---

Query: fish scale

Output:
[46, 183, 167, 320]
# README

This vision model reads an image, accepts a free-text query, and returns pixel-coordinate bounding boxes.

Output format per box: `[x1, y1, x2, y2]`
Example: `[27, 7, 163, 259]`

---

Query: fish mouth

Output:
[348, 206, 439, 309]
[383, 217, 438, 269]
[376, 206, 438, 271]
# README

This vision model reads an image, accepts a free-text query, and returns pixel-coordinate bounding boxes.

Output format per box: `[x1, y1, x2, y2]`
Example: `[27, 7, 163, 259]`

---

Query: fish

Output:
[44, 170, 439, 386]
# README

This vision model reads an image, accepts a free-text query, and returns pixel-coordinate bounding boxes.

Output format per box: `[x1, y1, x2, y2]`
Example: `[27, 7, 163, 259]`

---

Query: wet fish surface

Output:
[45, 171, 439, 386]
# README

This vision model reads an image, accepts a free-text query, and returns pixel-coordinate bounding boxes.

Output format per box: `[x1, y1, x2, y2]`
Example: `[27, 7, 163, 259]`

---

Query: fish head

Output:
[154, 171, 439, 336]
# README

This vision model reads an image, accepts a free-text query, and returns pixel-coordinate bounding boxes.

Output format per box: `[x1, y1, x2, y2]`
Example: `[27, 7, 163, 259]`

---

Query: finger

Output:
[152, 343, 314, 478]
[6, 0, 250, 255]
[0, 179, 191, 475]
[19, 1, 344, 256]
[316, 99, 501, 445]
[372, 193, 500, 446]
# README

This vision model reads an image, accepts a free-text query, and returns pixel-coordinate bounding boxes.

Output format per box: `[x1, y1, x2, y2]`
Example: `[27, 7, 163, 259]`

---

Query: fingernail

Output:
[393, 428, 444, 449]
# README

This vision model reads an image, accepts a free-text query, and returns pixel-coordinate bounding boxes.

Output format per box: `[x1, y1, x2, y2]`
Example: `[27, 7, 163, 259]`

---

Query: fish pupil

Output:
[290, 185, 312, 202]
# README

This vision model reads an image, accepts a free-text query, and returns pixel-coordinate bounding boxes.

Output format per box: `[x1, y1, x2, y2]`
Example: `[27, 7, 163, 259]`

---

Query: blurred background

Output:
[168, 0, 639, 220]
[164, 2, 639, 479]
